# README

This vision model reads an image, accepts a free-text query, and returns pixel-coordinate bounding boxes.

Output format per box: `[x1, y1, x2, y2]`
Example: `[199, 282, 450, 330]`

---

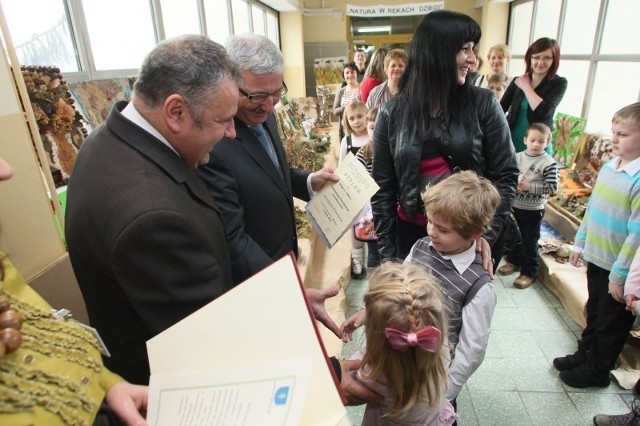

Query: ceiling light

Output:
[356, 26, 391, 33]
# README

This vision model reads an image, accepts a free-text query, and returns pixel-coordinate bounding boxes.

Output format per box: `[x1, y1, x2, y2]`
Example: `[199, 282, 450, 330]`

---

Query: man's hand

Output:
[339, 359, 383, 405]
[306, 286, 343, 339]
[310, 166, 339, 192]
[105, 382, 148, 426]
[475, 237, 493, 279]
[340, 309, 366, 343]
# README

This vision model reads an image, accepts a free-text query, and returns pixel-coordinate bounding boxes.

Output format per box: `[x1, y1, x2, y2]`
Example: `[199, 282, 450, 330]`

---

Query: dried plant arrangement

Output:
[21, 66, 87, 186]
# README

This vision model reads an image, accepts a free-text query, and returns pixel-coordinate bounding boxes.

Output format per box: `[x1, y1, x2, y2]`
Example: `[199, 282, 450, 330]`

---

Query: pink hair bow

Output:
[384, 326, 441, 352]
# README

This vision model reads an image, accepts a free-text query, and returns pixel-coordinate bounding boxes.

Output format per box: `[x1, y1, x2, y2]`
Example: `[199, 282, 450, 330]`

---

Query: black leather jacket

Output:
[371, 87, 519, 261]
[501, 74, 568, 130]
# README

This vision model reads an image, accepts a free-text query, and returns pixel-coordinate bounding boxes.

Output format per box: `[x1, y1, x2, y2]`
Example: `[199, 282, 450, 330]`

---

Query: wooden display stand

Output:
[540, 202, 640, 370]
[295, 122, 350, 358]
[538, 203, 586, 328]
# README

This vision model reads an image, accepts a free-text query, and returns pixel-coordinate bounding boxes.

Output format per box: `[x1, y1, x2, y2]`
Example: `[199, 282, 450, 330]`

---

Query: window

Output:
[588, 62, 640, 134]
[509, 1, 533, 56]
[160, 0, 201, 39]
[599, 0, 640, 55]
[82, 0, 156, 71]
[3, 0, 78, 72]
[1, 0, 280, 81]
[266, 12, 279, 45]
[231, 0, 250, 34]
[560, 0, 600, 55]
[531, 0, 560, 41]
[508, 0, 640, 133]
[203, 0, 230, 44]
[251, 4, 266, 35]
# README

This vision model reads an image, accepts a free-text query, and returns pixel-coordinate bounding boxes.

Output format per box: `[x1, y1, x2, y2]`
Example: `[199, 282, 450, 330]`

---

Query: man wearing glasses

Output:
[197, 33, 338, 286]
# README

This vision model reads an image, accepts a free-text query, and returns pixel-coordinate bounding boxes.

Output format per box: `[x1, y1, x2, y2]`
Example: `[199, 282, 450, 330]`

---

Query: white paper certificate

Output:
[306, 152, 379, 247]
[147, 357, 311, 426]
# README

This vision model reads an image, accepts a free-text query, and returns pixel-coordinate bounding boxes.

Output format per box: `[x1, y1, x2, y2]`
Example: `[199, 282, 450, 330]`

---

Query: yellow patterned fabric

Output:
[0, 254, 123, 426]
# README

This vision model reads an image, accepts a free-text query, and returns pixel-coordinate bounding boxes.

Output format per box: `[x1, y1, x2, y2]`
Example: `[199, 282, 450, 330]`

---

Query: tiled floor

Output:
[341, 266, 637, 426]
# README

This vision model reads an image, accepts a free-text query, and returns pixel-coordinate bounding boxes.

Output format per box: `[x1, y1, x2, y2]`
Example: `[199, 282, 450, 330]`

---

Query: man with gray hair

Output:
[197, 34, 338, 286]
[66, 35, 240, 384]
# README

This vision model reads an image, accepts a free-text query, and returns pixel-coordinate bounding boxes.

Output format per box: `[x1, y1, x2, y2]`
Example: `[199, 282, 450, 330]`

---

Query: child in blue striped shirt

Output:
[553, 102, 640, 388]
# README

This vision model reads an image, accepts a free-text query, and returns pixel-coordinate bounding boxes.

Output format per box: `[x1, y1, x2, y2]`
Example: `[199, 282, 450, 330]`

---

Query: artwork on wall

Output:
[548, 132, 613, 221]
[21, 66, 87, 187]
[68, 77, 135, 130]
[313, 56, 346, 126]
[552, 112, 587, 168]
[313, 56, 346, 88]
[571, 132, 614, 188]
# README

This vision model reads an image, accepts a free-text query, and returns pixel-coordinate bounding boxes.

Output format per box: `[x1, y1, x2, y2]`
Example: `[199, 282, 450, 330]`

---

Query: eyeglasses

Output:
[239, 82, 288, 104]
[531, 55, 554, 62]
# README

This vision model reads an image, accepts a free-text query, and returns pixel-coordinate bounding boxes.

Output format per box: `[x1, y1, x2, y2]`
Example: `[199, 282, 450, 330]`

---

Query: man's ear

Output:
[163, 94, 188, 134]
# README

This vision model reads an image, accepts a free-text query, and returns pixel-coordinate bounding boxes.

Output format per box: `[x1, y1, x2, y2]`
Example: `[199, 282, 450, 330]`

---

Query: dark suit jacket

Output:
[501, 74, 568, 130]
[65, 101, 233, 385]
[197, 115, 310, 285]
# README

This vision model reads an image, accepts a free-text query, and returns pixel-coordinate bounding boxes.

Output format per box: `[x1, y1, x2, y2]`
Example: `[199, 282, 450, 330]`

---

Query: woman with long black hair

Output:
[371, 10, 518, 268]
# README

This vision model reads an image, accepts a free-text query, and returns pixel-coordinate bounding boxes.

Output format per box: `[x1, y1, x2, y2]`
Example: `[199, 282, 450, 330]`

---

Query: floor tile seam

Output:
[515, 389, 587, 424]
[468, 389, 535, 426]
[561, 390, 600, 425]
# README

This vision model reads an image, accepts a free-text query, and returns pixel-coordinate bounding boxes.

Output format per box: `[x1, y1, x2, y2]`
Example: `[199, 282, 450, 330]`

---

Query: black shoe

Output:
[559, 363, 610, 388]
[553, 350, 587, 371]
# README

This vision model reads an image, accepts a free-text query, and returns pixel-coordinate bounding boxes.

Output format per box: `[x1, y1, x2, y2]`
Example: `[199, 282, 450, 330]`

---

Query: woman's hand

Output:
[475, 237, 494, 279]
[105, 382, 148, 426]
[514, 74, 532, 90]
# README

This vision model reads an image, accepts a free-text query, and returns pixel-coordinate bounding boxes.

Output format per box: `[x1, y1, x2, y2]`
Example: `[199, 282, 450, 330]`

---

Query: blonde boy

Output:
[405, 171, 500, 403]
[554, 102, 640, 388]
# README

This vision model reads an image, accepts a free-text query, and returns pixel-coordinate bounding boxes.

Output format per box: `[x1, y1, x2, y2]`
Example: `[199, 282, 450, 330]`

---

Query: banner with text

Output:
[346, 1, 444, 17]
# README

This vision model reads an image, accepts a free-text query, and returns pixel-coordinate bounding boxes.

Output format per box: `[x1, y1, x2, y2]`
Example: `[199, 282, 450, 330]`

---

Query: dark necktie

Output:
[250, 124, 280, 171]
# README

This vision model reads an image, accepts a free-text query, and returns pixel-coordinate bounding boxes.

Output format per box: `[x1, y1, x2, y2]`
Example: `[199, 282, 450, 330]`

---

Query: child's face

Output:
[426, 211, 474, 256]
[347, 109, 367, 135]
[367, 119, 376, 140]
[524, 129, 549, 155]
[611, 121, 640, 162]
[488, 83, 505, 100]
[343, 68, 357, 84]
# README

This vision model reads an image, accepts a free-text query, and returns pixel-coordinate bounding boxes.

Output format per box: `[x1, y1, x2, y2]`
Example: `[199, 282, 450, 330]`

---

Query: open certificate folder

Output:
[306, 152, 379, 248]
[146, 254, 348, 426]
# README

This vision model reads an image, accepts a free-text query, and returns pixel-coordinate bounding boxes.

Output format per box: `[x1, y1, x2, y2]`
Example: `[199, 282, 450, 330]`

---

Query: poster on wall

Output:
[346, 1, 444, 17]
[552, 112, 587, 168]
[313, 56, 347, 92]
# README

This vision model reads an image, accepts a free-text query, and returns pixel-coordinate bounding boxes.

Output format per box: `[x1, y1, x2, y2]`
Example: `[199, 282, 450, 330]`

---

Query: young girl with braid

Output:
[349, 263, 458, 425]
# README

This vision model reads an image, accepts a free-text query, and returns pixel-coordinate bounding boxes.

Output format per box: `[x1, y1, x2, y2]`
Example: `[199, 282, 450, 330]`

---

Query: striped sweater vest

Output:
[408, 237, 491, 345]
